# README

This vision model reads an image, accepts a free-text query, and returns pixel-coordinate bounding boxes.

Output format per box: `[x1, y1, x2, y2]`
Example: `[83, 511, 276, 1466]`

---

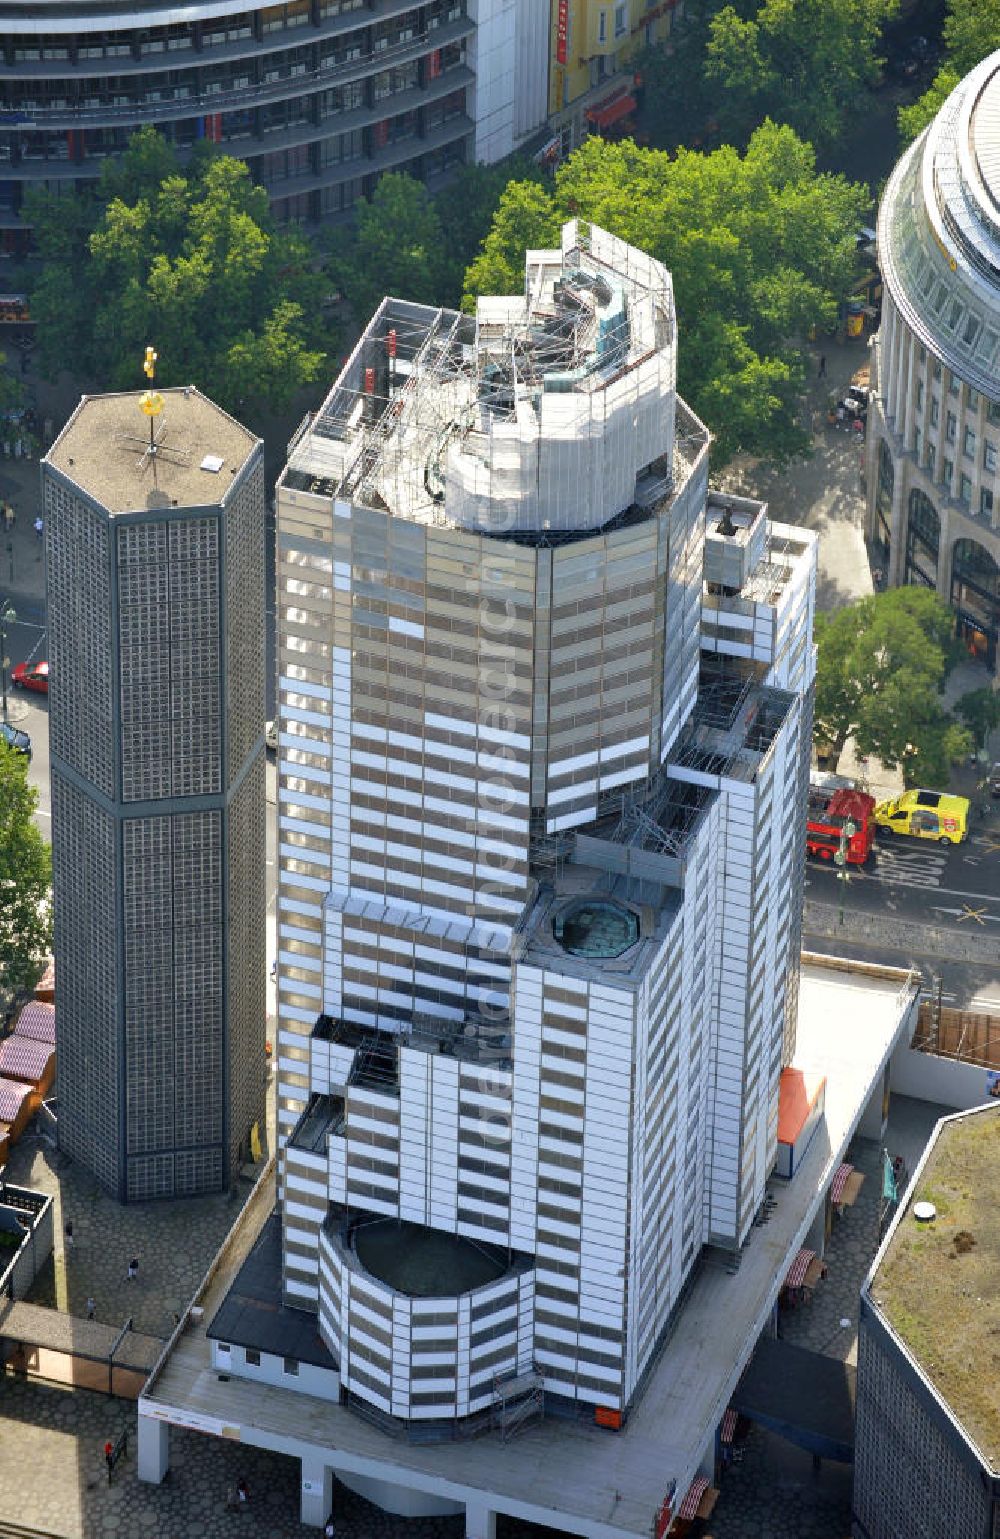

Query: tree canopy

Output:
[330, 173, 445, 323]
[635, 0, 893, 155]
[954, 687, 1000, 752]
[326, 159, 548, 323]
[26, 126, 326, 416]
[813, 588, 971, 786]
[705, 0, 895, 152]
[899, 0, 1000, 143]
[463, 124, 867, 465]
[634, 5, 723, 155]
[0, 742, 51, 1005]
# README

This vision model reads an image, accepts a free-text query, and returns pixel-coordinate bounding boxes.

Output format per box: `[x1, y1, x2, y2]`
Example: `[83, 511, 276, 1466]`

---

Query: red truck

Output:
[806, 777, 876, 865]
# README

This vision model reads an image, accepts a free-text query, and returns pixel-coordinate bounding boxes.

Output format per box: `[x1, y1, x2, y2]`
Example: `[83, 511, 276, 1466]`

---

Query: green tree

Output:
[705, 0, 896, 151]
[463, 181, 562, 310]
[28, 131, 325, 417]
[813, 588, 961, 776]
[634, 1, 729, 153]
[464, 126, 866, 464]
[0, 742, 52, 1005]
[329, 174, 445, 324]
[954, 687, 1000, 752]
[433, 156, 546, 307]
[901, 717, 974, 788]
[899, 0, 1000, 144]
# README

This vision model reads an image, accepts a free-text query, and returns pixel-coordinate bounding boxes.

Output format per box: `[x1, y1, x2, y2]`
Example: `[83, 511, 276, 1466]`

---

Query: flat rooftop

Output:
[45, 387, 258, 515]
[352, 1219, 517, 1299]
[142, 956, 916, 1539]
[868, 1103, 1000, 1470]
[207, 1213, 337, 1372]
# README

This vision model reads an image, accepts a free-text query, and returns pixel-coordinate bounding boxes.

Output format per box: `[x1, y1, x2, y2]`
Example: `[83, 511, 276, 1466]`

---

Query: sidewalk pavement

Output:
[1, 349, 66, 625]
[0, 1072, 479, 1539]
[715, 334, 876, 615]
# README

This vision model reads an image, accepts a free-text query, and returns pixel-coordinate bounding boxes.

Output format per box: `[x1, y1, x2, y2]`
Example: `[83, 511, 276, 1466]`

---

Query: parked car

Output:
[0, 720, 31, 758]
[11, 660, 48, 694]
[874, 789, 969, 845]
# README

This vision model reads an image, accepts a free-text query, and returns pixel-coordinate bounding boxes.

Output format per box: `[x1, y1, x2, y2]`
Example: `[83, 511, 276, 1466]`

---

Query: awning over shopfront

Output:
[676, 1474, 720, 1523]
[587, 94, 636, 130]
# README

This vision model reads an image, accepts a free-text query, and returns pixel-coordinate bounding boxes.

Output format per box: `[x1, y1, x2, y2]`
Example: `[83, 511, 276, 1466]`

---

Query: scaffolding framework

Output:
[491, 1367, 545, 1442]
[286, 221, 680, 540]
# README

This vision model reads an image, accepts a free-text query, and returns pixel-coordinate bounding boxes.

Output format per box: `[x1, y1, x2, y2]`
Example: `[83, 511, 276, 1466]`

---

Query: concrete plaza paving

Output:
[0, 1101, 941, 1539]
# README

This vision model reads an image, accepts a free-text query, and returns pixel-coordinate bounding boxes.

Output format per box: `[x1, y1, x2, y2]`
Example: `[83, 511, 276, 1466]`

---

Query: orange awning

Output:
[588, 94, 637, 129]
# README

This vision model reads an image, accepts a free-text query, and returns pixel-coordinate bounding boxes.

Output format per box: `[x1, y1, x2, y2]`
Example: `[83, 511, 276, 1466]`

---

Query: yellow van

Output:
[873, 789, 969, 845]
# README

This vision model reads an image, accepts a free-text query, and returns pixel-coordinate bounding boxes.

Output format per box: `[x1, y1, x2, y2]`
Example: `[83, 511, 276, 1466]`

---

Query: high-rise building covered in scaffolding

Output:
[269, 220, 817, 1438]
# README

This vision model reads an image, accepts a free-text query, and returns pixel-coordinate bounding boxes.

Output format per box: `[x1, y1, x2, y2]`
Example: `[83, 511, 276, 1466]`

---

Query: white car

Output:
[265, 720, 278, 752]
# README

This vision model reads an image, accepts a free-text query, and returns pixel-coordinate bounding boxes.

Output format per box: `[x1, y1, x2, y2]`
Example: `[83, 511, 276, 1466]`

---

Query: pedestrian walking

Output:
[126, 1257, 139, 1282]
[324, 1516, 337, 1538]
[64, 1220, 74, 1249]
[33, 514, 43, 541]
[86, 1297, 96, 1321]
[818, 354, 826, 379]
[2, 502, 13, 532]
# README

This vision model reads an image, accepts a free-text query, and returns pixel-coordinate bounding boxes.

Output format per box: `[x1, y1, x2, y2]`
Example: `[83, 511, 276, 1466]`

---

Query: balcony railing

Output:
[0, 17, 471, 129]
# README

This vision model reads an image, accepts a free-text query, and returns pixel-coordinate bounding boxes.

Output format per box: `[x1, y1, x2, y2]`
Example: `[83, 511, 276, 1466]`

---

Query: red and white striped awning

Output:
[13, 1000, 56, 1045]
[784, 1247, 815, 1290]
[677, 1475, 709, 1522]
[720, 1407, 738, 1444]
[0, 1035, 52, 1085]
[830, 1162, 853, 1204]
[0, 1077, 31, 1122]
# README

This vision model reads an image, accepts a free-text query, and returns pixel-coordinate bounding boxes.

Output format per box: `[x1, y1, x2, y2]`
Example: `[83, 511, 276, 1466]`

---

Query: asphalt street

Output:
[804, 818, 1000, 1010]
[805, 821, 1000, 929]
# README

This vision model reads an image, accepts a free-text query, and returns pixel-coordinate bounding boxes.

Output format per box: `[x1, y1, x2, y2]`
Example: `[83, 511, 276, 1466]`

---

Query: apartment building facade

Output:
[867, 48, 1000, 674]
[42, 387, 267, 1202]
[0, 0, 547, 245]
[263, 222, 816, 1453]
[546, 0, 681, 154]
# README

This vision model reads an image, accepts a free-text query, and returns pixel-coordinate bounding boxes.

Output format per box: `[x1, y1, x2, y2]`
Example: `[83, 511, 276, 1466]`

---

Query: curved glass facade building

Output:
[0, 0, 548, 243]
[868, 50, 1000, 670]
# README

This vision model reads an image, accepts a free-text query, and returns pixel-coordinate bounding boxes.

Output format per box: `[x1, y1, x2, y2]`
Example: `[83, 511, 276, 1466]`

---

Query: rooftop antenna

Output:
[116, 346, 191, 476]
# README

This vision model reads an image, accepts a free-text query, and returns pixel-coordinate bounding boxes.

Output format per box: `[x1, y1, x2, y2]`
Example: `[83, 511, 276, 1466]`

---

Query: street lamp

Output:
[834, 818, 857, 925]
[0, 599, 15, 726]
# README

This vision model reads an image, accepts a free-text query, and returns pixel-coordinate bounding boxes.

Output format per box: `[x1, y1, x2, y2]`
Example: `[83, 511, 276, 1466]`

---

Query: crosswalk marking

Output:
[871, 846, 949, 889]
